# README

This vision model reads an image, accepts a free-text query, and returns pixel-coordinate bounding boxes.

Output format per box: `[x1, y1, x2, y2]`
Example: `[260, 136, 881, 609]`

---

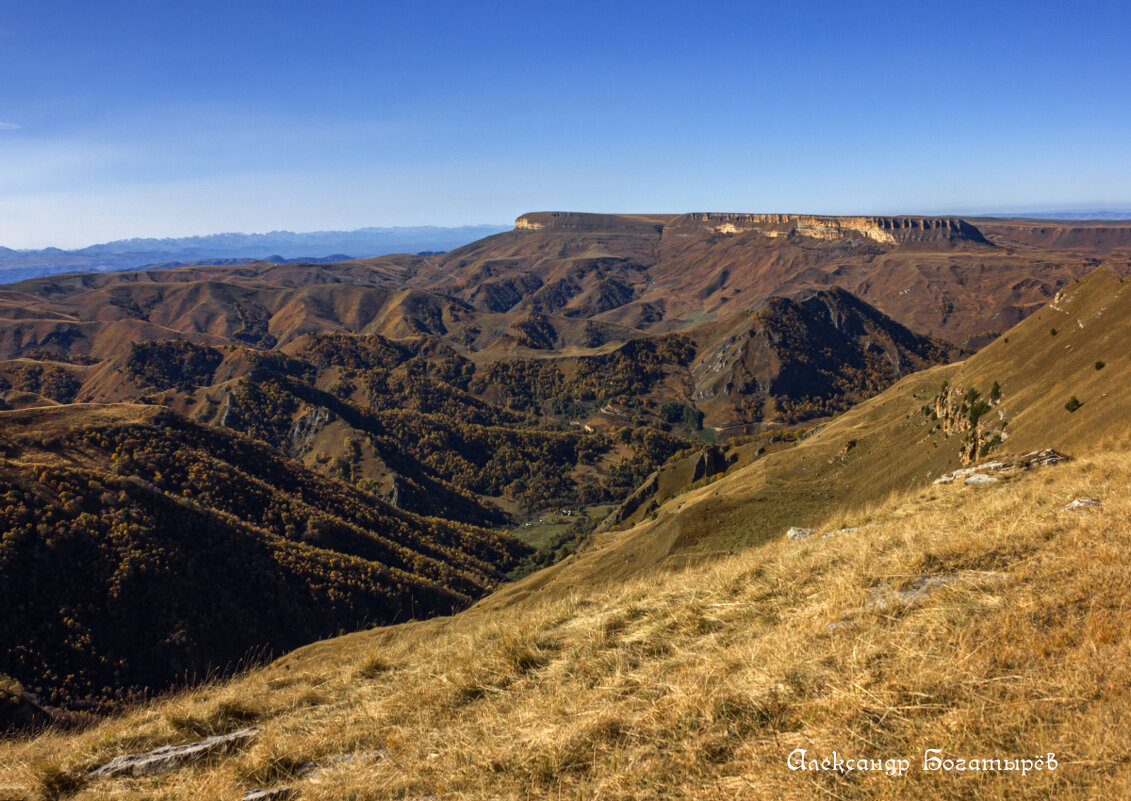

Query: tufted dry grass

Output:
[3, 451, 1130, 800]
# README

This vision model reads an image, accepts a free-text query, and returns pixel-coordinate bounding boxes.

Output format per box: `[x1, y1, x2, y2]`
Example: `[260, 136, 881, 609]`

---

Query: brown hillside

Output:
[0, 403, 528, 715]
[1, 284, 950, 529]
[480, 268, 1131, 606]
[4, 212, 1127, 367]
[974, 217, 1131, 257]
[410, 212, 1131, 344]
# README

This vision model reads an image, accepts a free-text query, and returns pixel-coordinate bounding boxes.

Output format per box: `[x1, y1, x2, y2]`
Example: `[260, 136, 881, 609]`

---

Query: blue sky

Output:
[1, 0, 1129, 248]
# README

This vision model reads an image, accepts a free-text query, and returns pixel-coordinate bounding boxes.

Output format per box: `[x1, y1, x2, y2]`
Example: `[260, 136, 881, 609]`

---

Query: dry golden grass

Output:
[3, 446, 1130, 800]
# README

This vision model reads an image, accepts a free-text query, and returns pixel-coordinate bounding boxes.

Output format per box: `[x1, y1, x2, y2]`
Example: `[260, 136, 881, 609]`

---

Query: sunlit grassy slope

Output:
[4, 443, 1129, 800]
[3, 270, 1130, 800]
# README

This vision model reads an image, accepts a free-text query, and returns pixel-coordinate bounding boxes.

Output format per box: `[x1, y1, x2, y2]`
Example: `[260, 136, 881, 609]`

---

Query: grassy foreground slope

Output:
[2, 430, 1128, 799]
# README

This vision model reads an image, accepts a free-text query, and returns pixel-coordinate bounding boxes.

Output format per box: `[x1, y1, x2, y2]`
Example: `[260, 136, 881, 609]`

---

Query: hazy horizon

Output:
[2, 0, 1129, 249]
[6, 207, 1131, 254]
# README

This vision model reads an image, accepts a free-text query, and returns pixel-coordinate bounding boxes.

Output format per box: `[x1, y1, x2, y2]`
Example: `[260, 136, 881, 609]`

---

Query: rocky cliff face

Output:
[667, 213, 991, 246]
[515, 211, 989, 246]
[514, 212, 670, 234]
[926, 381, 1008, 463]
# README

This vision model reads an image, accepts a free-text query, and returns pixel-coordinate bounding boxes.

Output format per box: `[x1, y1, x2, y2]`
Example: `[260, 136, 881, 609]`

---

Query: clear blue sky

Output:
[1, 0, 1129, 248]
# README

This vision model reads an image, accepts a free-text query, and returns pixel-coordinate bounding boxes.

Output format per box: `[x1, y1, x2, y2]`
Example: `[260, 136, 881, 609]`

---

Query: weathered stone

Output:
[1019, 448, 1070, 469]
[827, 572, 1007, 633]
[288, 407, 333, 450]
[1064, 498, 1102, 511]
[692, 446, 728, 482]
[786, 527, 817, 541]
[89, 728, 260, 779]
[964, 473, 999, 486]
[822, 527, 859, 538]
[302, 749, 388, 783]
[934, 463, 1005, 484]
[864, 576, 956, 611]
[243, 788, 294, 801]
[934, 448, 1070, 485]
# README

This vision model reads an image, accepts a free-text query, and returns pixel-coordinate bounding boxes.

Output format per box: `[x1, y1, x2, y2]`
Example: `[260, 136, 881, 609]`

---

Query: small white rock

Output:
[243, 789, 293, 801]
[964, 474, 999, 486]
[786, 527, 817, 541]
[1064, 498, 1102, 511]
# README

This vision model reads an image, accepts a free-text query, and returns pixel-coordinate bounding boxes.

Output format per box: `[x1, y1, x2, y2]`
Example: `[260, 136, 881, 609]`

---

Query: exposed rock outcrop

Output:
[243, 788, 294, 801]
[602, 472, 660, 528]
[90, 728, 260, 779]
[288, 406, 333, 451]
[669, 213, 991, 246]
[828, 572, 1008, 632]
[301, 749, 388, 782]
[692, 446, 728, 482]
[927, 381, 1009, 463]
[514, 211, 993, 248]
[933, 449, 1069, 485]
[515, 212, 667, 235]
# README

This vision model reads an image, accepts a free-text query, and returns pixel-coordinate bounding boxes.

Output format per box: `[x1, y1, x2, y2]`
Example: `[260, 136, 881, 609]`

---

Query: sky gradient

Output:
[2, 0, 1130, 248]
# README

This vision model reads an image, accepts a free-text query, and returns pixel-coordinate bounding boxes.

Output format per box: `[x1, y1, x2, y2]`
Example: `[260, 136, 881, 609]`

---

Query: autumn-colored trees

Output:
[124, 340, 223, 390]
[0, 411, 529, 713]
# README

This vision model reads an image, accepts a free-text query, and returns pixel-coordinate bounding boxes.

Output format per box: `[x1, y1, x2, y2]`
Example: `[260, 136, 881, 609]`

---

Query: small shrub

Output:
[356, 654, 393, 679]
[1095, 360, 1106, 370]
[968, 399, 992, 427]
[1051, 328, 1058, 336]
[1065, 396, 1083, 413]
[978, 434, 1003, 457]
[235, 744, 311, 786]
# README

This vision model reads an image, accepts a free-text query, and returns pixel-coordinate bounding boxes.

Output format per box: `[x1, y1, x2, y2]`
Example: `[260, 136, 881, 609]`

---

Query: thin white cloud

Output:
[0, 122, 20, 131]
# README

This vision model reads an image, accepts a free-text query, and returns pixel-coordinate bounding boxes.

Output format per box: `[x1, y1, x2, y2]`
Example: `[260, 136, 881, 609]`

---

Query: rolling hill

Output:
[4, 213, 1130, 366]
[0, 284, 951, 529]
[403, 212, 1131, 344]
[481, 268, 1131, 604]
[3, 269, 1129, 801]
[0, 403, 528, 719]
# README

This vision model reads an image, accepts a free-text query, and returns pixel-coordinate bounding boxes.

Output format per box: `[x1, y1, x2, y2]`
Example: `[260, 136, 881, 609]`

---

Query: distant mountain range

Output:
[978, 209, 1131, 220]
[0, 224, 510, 283]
